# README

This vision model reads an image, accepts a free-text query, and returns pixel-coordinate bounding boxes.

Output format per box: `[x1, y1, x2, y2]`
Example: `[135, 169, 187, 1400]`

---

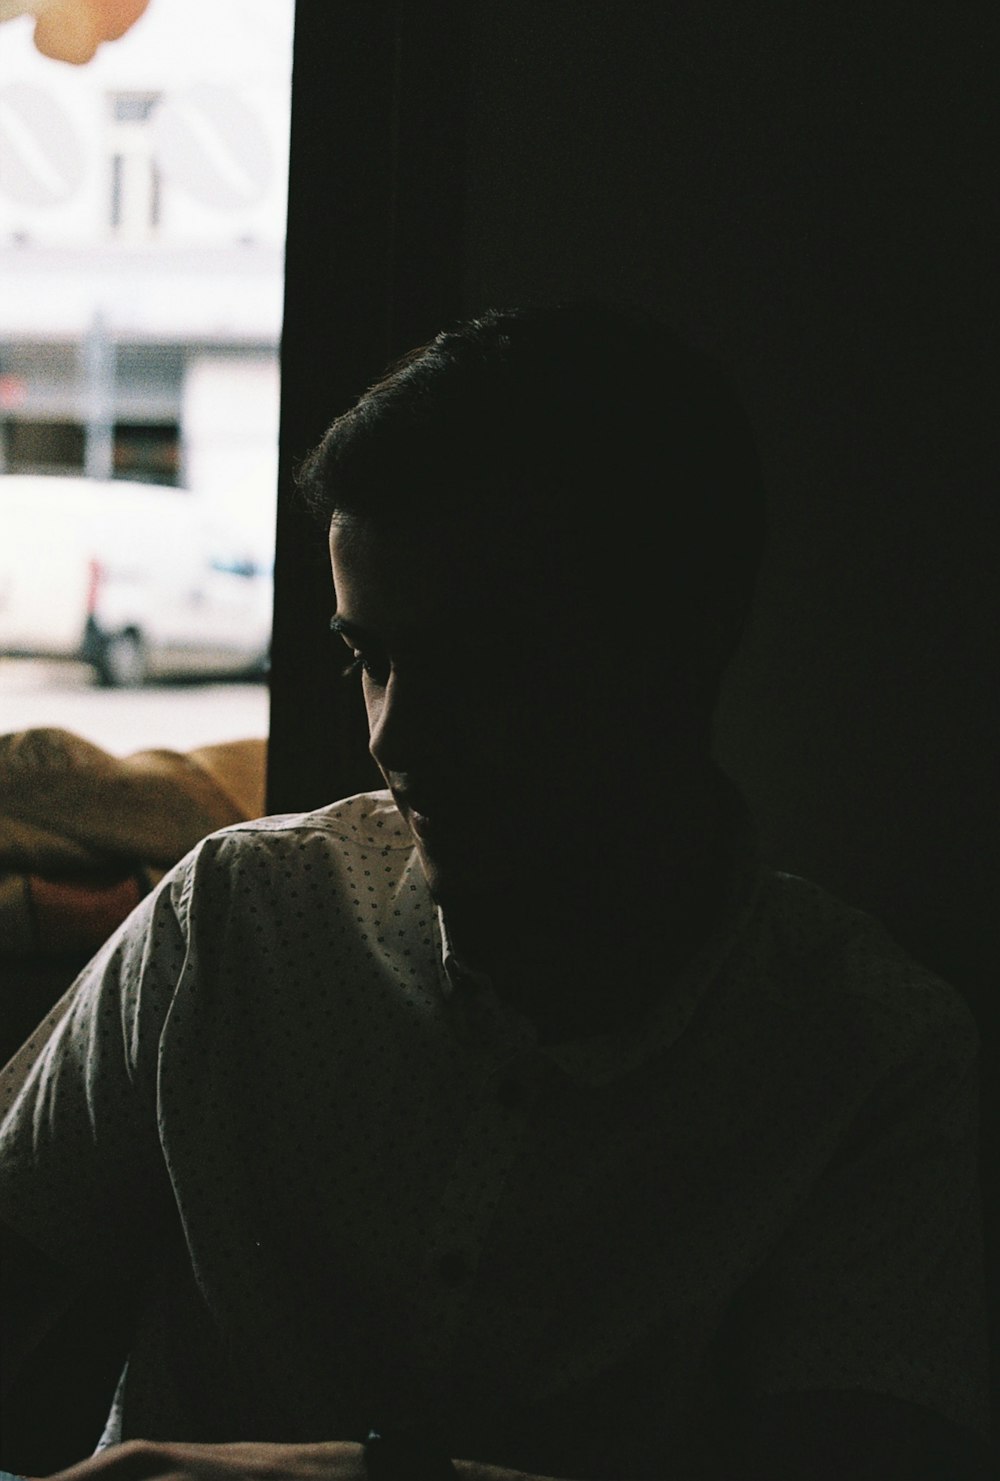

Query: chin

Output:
[412, 841, 458, 903]
[418, 858, 473, 911]
[415, 845, 499, 919]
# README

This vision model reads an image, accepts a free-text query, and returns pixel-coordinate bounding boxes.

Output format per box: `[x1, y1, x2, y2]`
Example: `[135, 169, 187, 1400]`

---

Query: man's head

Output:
[297, 301, 767, 944]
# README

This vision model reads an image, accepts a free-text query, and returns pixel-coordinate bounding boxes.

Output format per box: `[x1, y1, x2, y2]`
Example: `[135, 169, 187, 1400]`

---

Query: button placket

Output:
[490, 1045, 548, 1111]
[409, 1065, 535, 1387]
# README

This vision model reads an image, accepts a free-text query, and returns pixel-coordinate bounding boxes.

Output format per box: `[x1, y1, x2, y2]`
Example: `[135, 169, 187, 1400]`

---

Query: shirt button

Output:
[496, 1076, 523, 1109]
[437, 1251, 470, 1285]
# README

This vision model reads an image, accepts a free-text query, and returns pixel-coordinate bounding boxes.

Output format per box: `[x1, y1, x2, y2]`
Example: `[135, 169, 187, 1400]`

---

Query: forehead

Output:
[328, 511, 566, 632]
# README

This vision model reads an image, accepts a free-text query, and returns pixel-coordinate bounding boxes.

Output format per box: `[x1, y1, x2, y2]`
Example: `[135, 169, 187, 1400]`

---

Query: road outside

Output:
[0, 658, 270, 756]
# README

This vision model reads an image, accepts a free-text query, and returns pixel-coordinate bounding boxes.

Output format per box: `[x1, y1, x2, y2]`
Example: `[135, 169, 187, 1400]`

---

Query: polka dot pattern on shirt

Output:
[0, 785, 990, 1472]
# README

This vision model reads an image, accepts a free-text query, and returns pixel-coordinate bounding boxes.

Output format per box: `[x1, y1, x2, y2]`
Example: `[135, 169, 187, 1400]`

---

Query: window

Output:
[112, 421, 180, 483]
[4, 418, 85, 474]
[0, 0, 294, 755]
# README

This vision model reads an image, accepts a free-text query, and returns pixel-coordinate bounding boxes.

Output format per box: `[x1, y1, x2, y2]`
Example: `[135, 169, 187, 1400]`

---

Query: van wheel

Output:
[97, 630, 148, 688]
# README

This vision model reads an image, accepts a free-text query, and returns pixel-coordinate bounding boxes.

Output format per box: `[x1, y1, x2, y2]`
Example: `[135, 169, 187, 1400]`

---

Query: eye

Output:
[341, 650, 389, 686]
[329, 615, 390, 686]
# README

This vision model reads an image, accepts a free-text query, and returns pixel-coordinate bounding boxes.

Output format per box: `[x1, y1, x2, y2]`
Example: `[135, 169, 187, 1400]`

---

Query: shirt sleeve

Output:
[0, 866, 189, 1281]
[727, 978, 991, 1444]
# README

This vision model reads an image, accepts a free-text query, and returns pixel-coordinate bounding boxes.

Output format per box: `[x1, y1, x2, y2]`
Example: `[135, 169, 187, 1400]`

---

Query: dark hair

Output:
[296, 298, 768, 696]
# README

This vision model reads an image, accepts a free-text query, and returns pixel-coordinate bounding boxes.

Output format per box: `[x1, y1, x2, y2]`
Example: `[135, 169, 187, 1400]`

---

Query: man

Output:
[0, 302, 992, 1480]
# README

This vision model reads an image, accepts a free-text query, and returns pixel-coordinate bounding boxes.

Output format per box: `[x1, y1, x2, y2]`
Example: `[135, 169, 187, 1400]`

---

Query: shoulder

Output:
[144, 790, 437, 1017]
[190, 788, 412, 857]
[715, 876, 991, 1450]
[165, 789, 417, 909]
[753, 868, 979, 1076]
[700, 866, 984, 1195]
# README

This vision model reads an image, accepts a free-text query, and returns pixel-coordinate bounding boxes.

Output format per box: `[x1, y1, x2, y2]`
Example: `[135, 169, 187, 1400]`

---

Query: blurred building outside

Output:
[0, 0, 295, 572]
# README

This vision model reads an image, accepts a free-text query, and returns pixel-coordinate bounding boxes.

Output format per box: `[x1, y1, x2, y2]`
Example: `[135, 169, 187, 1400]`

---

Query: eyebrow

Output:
[328, 614, 370, 644]
[330, 613, 428, 650]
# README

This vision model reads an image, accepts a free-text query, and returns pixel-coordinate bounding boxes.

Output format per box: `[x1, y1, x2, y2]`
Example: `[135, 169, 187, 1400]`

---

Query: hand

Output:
[36, 1439, 367, 1481]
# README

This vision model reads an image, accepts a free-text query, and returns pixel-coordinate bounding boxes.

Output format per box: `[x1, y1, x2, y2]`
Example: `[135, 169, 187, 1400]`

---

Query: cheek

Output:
[359, 680, 381, 734]
[468, 687, 587, 808]
[468, 676, 542, 752]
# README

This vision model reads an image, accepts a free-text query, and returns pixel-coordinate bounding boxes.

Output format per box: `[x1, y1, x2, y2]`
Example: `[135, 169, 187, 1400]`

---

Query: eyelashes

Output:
[329, 616, 387, 684]
[340, 652, 388, 685]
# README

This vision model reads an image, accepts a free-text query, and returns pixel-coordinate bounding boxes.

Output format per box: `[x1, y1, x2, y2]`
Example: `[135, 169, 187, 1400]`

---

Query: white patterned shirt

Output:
[0, 785, 990, 1477]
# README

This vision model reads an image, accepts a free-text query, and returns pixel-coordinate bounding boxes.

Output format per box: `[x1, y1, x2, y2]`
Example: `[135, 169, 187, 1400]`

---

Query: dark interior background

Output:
[268, 0, 998, 1405]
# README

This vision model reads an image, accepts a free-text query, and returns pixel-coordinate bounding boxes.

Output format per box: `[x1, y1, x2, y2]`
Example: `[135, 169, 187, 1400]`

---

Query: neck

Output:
[445, 762, 736, 1041]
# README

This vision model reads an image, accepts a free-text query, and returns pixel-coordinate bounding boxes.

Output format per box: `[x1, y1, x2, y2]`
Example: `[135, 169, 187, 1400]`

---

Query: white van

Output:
[0, 475, 273, 686]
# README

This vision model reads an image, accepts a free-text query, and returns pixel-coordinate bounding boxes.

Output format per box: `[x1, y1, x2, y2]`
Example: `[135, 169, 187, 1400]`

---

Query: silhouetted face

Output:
[328, 507, 711, 944]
